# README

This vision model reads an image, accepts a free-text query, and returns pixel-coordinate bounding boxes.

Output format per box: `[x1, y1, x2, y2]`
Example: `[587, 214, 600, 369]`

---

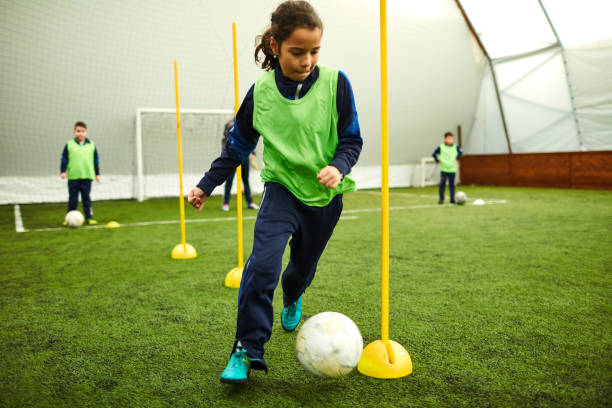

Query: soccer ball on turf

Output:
[296, 312, 363, 378]
[455, 191, 467, 205]
[65, 210, 84, 228]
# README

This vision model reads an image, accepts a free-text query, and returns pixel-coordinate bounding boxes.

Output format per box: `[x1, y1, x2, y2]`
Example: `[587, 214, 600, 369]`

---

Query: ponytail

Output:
[254, 28, 276, 72]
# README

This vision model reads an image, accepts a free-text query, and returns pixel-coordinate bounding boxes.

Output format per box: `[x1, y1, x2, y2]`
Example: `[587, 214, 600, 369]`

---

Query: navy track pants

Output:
[67, 179, 93, 218]
[236, 182, 343, 359]
[439, 171, 456, 202]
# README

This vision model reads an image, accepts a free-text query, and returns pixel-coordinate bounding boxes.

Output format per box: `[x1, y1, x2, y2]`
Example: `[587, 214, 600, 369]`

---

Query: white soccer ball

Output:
[455, 191, 467, 205]
[65, 210, 84, 228]
[296, 312, 363, 378]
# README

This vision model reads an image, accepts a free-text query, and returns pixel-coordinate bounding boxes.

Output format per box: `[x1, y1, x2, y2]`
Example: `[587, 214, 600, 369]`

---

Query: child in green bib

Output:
[60, 121, 100, 224]
[432, 131, 463, 204]
[188, 0, 362, 384]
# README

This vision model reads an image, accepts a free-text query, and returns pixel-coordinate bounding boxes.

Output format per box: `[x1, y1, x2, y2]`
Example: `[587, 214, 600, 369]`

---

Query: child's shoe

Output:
[247, 202, 259, 210]
[222, 203, 229, 212]
[438, 200, 444, 205]
[281, 296, 302, 331]
[62, 220, 67, 226]
[220, 347, 261, 384]
[87, 219, 98, 225]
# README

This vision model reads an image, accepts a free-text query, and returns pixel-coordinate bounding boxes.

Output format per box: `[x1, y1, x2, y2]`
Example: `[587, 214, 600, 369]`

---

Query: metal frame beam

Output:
[454, 0, 513, 154]
[537, 0, 583, 150]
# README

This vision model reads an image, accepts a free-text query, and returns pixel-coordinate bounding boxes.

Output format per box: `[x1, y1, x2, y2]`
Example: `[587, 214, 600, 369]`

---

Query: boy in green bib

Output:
[60, 121, 100, 224]
[432, 131, 462, 204]
[188, 1, 362, 384]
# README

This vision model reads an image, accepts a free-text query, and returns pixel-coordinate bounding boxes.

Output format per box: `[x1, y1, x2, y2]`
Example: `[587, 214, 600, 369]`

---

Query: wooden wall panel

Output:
[460, 154, 510, 186]
[460, 151, 612, 190]
[571, 152, 612, 189]
[510, 154, 571, 188]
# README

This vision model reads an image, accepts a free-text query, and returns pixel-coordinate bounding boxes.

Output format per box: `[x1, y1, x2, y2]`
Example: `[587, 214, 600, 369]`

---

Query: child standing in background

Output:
[60, 121, 100, 225]
[432, 131, 462, 204]
[221, 119, 259, 212]
[188, 0, 362, 384]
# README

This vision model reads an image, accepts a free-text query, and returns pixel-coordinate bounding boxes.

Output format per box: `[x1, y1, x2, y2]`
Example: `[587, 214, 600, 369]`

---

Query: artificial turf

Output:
[1, 186, 610, 407]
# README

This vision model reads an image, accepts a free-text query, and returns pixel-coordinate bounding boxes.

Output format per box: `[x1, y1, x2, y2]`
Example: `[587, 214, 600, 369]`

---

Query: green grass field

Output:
[1, 186, 611, 407]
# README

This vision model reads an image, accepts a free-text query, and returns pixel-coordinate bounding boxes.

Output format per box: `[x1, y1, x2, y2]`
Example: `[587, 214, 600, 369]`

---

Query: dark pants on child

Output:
[236, 182, 343, 359]
[223, 159, 252, 205]
[67, 179, 92, 218]
[439, 171, 456, 202]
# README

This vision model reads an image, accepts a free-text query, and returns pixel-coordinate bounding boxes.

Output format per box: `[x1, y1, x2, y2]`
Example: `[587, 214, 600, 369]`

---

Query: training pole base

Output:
[357, 339, 413, 378]
[224, 267, 243, 288]
[171, 243, 197, 259]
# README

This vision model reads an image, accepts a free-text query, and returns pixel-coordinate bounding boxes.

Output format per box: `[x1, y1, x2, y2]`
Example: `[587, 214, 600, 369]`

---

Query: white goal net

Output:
[135, 109, 235, 201]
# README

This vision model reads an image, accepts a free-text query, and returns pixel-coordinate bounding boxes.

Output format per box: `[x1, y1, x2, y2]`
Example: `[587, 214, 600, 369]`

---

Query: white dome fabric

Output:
[460, 0, 612, 153]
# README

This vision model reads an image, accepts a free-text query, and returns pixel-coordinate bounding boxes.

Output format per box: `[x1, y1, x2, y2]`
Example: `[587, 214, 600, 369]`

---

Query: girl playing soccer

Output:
[188, 0, 362, 384]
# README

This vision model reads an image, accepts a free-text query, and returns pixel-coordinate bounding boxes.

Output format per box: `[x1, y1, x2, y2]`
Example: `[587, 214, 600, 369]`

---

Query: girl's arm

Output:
[329, 71, 363, 177]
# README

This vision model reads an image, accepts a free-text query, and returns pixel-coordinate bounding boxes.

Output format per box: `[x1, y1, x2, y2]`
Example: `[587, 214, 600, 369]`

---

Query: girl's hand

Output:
[188, 187, 208, 212]
[317, 166, 342, 189]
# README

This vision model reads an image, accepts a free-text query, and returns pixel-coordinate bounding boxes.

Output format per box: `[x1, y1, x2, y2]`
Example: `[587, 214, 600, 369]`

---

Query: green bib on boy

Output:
[439, 143, 458, 173]
[253, 65, 356, 207]
[66, 139, 96, 180]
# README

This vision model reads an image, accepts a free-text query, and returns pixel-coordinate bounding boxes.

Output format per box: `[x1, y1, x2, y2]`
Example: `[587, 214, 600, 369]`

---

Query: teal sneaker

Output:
[220, 348, 259, 384]
[281, 296, 302, 331]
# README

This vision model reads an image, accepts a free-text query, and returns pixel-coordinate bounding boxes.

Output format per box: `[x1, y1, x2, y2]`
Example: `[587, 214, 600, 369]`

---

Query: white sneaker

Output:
[248, 202, 259, 210]
[222, 204, 229, 212]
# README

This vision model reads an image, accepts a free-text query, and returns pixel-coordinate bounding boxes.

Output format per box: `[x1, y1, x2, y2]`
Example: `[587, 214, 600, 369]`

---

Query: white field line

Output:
[20, 198, 507, 233]
[358, 190, 438, 199]
[14, 204, 26, 232]
[23, 215, 359, 233]
[343, 199, 507, 214]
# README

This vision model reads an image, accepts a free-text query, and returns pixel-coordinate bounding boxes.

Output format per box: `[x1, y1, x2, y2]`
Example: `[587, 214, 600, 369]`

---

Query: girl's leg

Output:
[281, 194, 343, 307]
[235, 183, 297, 359]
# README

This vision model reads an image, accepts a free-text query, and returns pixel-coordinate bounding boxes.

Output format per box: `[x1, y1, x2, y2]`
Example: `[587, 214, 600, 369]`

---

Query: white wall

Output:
[0, 0, 483, 203]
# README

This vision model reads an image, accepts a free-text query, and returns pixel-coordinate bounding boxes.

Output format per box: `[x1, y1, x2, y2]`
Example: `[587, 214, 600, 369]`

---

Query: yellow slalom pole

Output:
[171, 60, 197, 260]
[357, 0, 412, 378]
[225, 22, 245, 287]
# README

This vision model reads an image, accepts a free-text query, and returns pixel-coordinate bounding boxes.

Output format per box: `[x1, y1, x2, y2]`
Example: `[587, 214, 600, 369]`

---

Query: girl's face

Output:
[271, 27, 322, 82]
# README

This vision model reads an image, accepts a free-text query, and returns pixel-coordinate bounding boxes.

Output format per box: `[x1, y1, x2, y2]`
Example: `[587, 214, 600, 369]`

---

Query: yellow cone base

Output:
[224, 267, 243, 288]
[106, 221, 120, 228]
[171, 243, 197, 259]
[357, 339, 413, 378]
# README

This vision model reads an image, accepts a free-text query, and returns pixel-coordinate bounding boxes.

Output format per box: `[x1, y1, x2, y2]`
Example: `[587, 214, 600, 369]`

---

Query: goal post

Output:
[420, 157, 438, 187]
[135, 108, 234, 201]
[419, 157, 461, 187]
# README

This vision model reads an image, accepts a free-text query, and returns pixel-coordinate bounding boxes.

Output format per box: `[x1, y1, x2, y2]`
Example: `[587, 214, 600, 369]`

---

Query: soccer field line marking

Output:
[358, 190, 438, 199]
[21, 215, 359, 233]
[18, 198, 508, 233]
[343, 199, 507, 214]
[14, 204, 26, 233]
[18, 198, 507, 234]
